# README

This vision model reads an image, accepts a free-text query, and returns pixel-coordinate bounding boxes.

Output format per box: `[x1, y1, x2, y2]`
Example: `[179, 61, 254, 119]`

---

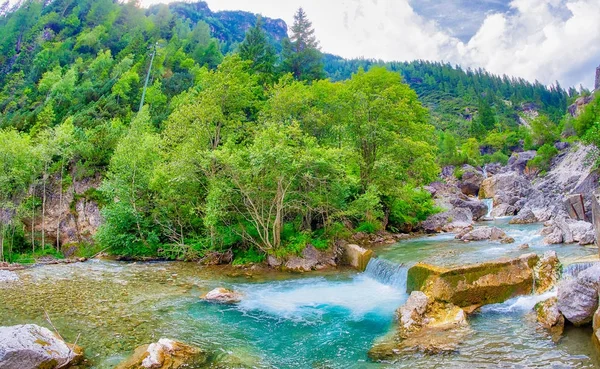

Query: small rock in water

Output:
[115, 338, 206, 369]
[518, 243, 530, 250]
[201, 288, 242, 304]
[535, 297, 565, 340]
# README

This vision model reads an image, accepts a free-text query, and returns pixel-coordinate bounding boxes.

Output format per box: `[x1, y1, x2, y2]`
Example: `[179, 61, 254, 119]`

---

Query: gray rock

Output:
[421, 208, 473, 234]
[479, 173, 532, 201]
[458, 168, 484, 197]
[544, 227, 563, 244]
[555, 141, 570, 151]
[490, 203, 517, 218]
[508, 150, 537, 173]
[557, 264, 600, 325]
[458, 226, 509, 242]
[0, 324, 82, 369]
[509, 209, 538, 224]
[398, 291, 429, 336]
[450, 198, 488, 220]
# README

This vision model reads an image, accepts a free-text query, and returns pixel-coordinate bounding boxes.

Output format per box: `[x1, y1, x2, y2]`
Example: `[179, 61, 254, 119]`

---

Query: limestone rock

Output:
[284, 244, 337, 272]
[201, 288, 242, 304]
[115, 339, 206, 369]
[407, 254, 539, 311]
[479, 173, 532, 200]
[534, 251, 561, 294]
[458, 226, 510, 242]
[544, 227, 563, 244]
[458, 168, 484, 197]
[508, 150, 537, 174]
[449, 198, 488, 220]
[421, 208, 473, 234]
[0, 324, 83, 369]
[557, 264, 600, 326]
[535, 297, 565, 338]
[398, 291, 429, 337]
[490, 203, 517, 218]
[594, 308, 600, 347]
[341, 244, 373, 271]
[509, 209, 538, 224]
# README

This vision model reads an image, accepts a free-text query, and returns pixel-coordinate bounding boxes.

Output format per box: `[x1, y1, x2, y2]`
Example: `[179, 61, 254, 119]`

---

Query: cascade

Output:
[483, 198, 494, 218]
[364, 258, 408, 290]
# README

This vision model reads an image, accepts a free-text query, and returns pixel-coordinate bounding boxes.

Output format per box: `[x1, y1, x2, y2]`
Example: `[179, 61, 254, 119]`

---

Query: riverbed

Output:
[1, 219, 599, 368]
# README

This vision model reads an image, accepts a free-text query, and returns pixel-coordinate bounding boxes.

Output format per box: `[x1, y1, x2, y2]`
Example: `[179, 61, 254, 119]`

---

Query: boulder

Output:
[115, 339, 207, 369]
[421, 208, 473, 234]
[508, 150, 537, 173]
[449, 198, 488, 220]
[557, 264, 600, 326]
[407, 254, 539, 311]
[534, 251, 561, 294]
[369, 292, 468, 359]
[509, 209, 538, 224]
[0, 324, 83, 369]
[341, 244, 373, 271]
[0, 270, 19, 284]
[457, 226, 510, 243]
[535, 297, 565, 338]
[490, 203, 517, 218]
[479, 173, 532, 201]
[458, 169, 484, 197]
[544, 227, 563, 244]
[284, 244, 337, 272]
[201, 288, 242, 304]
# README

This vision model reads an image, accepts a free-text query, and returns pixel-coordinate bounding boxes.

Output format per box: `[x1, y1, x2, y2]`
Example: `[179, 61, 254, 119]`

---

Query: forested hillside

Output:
[0, 0, 586, 264]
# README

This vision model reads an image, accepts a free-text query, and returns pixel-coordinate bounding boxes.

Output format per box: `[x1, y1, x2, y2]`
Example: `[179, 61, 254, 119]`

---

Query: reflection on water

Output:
[0, 219, 599, 368]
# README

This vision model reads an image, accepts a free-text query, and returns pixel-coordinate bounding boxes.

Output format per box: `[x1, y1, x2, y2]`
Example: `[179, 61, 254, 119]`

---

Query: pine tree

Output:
[282, 8, 324, 81]
[239, 16, 277, 83]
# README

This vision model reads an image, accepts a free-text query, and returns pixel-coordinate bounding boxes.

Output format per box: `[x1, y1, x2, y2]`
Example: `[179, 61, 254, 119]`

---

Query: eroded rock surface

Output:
[557, 264, 600, 326]
[201, 288, 243, 304]
[0, 324, 83, 369]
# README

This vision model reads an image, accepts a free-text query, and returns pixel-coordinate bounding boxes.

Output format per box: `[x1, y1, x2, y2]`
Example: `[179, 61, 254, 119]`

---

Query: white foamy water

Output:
[483, 198, 494, 218]
[235, 276, 405, 321]
[479, 291, 557, 314]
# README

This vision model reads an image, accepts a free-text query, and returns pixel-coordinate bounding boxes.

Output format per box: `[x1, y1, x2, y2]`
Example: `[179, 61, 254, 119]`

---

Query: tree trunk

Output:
[42, 164, 47, 250]
[57, 162, 63, 251]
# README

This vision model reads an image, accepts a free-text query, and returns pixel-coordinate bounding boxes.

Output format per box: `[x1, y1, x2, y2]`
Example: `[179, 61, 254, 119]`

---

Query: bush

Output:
[482, 151, 509, 165]
[527, 143, 558, 173]
[355, 221, 380, 234]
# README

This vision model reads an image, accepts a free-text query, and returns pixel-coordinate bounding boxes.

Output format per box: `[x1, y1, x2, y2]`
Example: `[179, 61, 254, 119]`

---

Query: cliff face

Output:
[165, 1, 288, 46]
[24, 175, 103, 251]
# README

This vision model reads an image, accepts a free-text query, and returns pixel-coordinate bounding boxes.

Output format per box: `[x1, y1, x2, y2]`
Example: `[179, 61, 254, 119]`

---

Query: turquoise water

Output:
[2, 219, 600, 368]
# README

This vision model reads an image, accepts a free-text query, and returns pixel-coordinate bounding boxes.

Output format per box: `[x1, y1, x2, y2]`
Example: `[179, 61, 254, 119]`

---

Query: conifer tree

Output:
[239, 16, 277, 83]
[282, 8, 324, 81]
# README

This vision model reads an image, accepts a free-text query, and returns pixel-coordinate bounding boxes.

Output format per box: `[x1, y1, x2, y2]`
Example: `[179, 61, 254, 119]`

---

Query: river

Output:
[1, 218, 599, 368]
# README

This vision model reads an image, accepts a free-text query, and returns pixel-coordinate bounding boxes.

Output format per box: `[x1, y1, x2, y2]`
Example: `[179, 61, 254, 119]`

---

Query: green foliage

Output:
[528, 143, 559, 173]
[282, 8, 324, 81]
[482, 151, 510, 165]
[355, 221, 380, 234]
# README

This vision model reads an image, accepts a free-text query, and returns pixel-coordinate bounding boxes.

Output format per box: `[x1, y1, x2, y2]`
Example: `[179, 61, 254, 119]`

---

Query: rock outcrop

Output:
[407, 254, 539, 312]
[490, 203, 517, 218]
[0, 324, 83, 369]
[479, 173, 532, 202]
[557, 264, 600, 326]
[115, 339, 206, 369]
[201, 288, 242, 304]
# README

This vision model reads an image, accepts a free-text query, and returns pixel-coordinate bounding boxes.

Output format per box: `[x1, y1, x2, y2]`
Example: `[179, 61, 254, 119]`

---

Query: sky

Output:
[117, 0, 600, 88]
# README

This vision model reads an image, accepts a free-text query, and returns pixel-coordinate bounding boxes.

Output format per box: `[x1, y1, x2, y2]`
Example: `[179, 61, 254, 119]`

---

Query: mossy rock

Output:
[407, 254, 539, 309]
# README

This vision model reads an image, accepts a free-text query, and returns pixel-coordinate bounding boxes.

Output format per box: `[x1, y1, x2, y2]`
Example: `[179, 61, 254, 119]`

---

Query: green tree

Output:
[282, 8, 324, 81]
[239, 16, 277, 84]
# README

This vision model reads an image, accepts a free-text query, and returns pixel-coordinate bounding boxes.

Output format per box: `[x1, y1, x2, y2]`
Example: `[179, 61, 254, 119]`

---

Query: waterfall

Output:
[364, 258, 407, 291]
[563, 262, 600, 278]
[483, 198, 494, 218]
